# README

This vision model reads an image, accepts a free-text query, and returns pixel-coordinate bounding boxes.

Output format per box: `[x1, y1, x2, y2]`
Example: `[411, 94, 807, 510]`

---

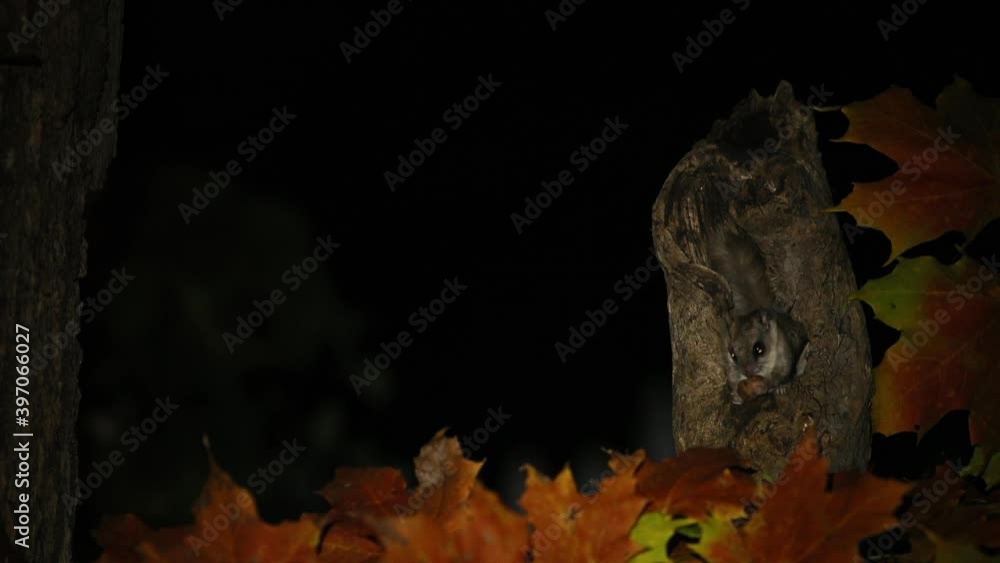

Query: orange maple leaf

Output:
[378, 483, 530, 563]
[830, 77, 1000, 264]
[635, 447, 758, 520]
[372, 431, 530, 563]
[406, 428, 484, 520]
[96, 442, 380, 563]
[744, 431, 910, 563]
[692, 432, 910, 563]
[321, 466, 410, 520]
[519, 449, 648, 563]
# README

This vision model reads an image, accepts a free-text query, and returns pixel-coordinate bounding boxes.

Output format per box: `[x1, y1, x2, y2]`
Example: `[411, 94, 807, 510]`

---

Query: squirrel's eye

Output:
[752, 342, 765, 357]
[729, 351, 737, 361]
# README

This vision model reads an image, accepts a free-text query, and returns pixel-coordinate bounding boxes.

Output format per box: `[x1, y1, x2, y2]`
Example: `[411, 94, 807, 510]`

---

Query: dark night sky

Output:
[73, 0, 997, 559]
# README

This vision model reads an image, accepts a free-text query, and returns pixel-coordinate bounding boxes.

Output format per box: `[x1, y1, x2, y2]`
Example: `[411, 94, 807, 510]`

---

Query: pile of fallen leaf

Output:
[95, 429, 999, 562]
[96, 78, 1000, 561]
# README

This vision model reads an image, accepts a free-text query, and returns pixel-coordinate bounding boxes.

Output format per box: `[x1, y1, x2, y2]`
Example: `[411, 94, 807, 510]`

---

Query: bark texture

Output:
[0, 1, 124, 561]
[651, 82, 872, 475]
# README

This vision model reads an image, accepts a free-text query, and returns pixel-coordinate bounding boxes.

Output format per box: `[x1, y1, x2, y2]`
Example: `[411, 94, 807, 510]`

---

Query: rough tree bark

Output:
[0, 1, 124, 561]
[651, 82, 872, 475]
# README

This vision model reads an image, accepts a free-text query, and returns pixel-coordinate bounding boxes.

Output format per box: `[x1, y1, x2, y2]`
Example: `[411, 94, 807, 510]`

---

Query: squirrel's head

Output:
[727, 309, 778, 378]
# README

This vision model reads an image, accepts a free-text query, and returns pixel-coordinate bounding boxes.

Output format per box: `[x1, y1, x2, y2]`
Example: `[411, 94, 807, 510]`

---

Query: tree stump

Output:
[651, 82, 872, 475]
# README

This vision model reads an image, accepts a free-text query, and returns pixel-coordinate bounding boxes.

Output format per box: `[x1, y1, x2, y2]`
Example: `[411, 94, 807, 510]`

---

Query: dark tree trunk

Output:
[0, 1, 124, 561]
[651, 82, 872, 475]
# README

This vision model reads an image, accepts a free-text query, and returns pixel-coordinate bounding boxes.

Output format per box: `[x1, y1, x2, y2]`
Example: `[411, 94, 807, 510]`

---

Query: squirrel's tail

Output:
[706, 227, 774, 316]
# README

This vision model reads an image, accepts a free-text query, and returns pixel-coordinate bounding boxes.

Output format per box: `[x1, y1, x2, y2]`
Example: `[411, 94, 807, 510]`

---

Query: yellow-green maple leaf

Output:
[855, 256, 1000, 450]
[628, 513, 698, 563]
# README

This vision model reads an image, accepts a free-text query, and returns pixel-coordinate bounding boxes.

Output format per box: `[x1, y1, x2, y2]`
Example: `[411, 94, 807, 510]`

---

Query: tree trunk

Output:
[0, 1, 124, 561]
[651, 82, 872, 475]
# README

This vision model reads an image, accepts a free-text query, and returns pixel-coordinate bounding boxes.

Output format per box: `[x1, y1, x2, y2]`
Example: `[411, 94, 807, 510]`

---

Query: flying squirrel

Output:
[707, 228, 809, 405]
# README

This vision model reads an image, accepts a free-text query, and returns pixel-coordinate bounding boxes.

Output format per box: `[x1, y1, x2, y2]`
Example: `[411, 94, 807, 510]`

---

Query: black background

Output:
[73, 0, 996, 560]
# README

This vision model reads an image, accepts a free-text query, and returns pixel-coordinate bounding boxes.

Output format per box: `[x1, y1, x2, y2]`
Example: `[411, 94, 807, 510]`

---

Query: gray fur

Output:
[709, 230, 808, 404]
[707, 229, 774, 316]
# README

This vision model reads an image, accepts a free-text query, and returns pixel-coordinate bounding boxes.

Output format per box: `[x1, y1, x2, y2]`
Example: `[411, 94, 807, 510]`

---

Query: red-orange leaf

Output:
[319, 520, 385, 563]
[858, 256, 1000, 449]
[96, 445, 380, 563]
[95, 513, 192, 563]
[347, 431, 531, 563]
[636, 447, 757, 520]
[690, 516, 751, 563]
[407, 428, 484, 520]
[519, 449, 648, 563]
[740, 431, 910, 563]
[317, 463, 408, 559]
[321, 466, 410, 519]
[379, 484, 529, 563]
[830, 78, 1000, 263]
